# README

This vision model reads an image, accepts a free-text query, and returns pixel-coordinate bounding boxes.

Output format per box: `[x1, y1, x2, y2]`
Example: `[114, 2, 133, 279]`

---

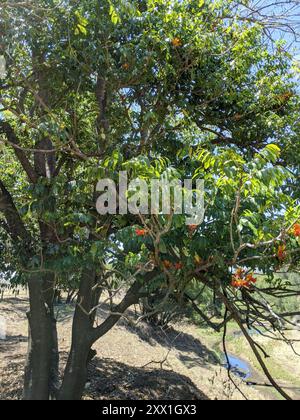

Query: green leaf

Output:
[109, 3, 121, 25]
[159, 240, 167, 254]
[74, 11, 88, 35]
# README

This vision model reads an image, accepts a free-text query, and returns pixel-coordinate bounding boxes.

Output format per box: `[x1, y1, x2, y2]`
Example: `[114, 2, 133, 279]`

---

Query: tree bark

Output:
[24, 272, 59, 400]
[58, 340, 93, 401]
[58, 268, 97, 400]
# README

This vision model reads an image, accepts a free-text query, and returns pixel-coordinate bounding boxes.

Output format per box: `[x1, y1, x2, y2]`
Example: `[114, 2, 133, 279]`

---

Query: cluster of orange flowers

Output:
[292, 223, 300, 238]
[122, 63, 130, 71]
[276, 223, 300, 263]
[277, 91, 294, 104]
[172, 37, 182, 47]
[231, 269, 257, 289]
[135, 228, 148, 237]
[163, 260, 184, 271]
[188, 224, 199, 234]
[277, 244, 287, 261]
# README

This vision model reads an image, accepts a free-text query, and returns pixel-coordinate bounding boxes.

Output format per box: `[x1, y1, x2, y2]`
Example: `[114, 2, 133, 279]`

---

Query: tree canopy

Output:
[0, 0, 300, 401]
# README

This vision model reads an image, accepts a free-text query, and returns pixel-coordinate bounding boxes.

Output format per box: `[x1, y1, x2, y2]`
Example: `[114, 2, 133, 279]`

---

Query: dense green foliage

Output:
[1, 0, 299, 284]
[0, 0, 300, 400]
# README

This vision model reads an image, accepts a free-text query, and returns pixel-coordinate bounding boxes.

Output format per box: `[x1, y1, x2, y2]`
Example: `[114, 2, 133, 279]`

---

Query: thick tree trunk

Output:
[24, 272, 59, 400]
[58, 340, 93, 400]
[58, 269, 98, 400]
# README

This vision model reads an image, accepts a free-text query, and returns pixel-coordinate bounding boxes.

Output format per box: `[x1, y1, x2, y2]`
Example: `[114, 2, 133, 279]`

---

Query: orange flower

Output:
[172, 37, 182, 47]
[188, 224, 199, 234]
[293, 223, 300, 238]
[246, 274, 257, 285]
[278, 92, 293, 103]
[232, 113, 243, 121]
[231, 278, 244, 288]
[163, 260, 173, 269]
[174, 262, 184, 270]
[277, 245, 286, 261]
[231, 270, 257, 289]
[236, 268, 245, 278]
[135, 229, 147, 237]
[232, 278, 247, 289]
[231, 279, 238, 288]
[122, 63, 130, 70]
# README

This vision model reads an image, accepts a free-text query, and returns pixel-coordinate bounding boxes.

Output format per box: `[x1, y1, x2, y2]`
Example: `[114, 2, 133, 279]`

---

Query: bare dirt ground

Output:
[0, 294, 296, 401]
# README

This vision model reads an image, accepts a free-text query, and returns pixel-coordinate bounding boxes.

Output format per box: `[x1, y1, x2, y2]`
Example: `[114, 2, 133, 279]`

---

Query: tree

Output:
[0, 0, 300, 400]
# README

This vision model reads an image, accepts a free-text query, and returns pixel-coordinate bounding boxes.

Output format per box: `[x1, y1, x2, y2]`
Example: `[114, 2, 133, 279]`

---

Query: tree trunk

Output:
[58, 341, 93, 400]
[58, 269, 98, 400]
[24, 272, 59, 400]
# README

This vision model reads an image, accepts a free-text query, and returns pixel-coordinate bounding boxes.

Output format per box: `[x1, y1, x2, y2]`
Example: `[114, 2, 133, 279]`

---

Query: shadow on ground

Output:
[0, 335, 27, 353]
[0, 357, 24, 400]
[0, 355, 209, 400]
[96, 302, 220, 368]
[85, 357, 209, 400]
